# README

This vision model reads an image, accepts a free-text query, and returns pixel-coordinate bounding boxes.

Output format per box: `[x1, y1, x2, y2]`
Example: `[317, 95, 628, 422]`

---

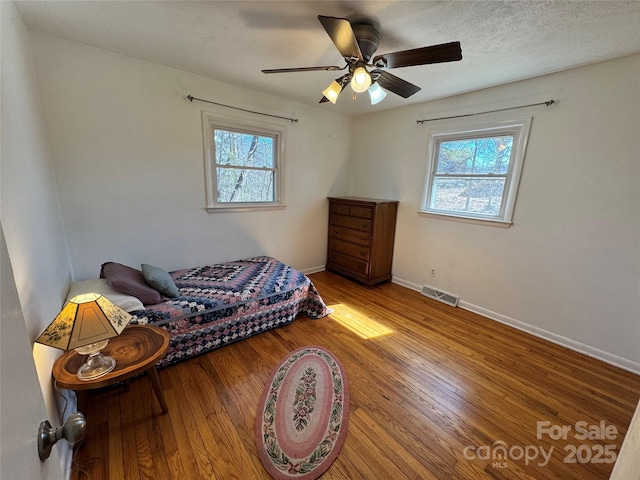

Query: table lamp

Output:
[36, 293, 132, 380]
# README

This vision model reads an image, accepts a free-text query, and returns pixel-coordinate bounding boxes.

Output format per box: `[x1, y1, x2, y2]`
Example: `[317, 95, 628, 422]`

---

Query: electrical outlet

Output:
[430, 268, 436, 277]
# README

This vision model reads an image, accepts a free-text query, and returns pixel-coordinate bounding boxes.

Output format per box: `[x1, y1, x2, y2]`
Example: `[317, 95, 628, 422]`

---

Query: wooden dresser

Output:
[326, 197, 399, 287]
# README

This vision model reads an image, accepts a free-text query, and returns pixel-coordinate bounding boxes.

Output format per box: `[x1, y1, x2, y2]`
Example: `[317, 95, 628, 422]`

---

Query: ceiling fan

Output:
[262, 15, 462, 105]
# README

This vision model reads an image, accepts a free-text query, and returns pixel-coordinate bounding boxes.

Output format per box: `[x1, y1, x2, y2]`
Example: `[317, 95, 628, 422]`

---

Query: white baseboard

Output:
[299, 265, 326, 275]
[392, 276, 640, 375]
[392, 277, 422, 292]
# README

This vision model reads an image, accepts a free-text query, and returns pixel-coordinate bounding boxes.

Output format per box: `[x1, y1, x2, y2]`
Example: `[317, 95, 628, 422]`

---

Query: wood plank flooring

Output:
[71, 271, 640, 479]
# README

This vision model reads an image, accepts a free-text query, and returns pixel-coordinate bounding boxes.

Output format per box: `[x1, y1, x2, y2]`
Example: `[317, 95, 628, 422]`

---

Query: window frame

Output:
[419, 116, 532, 226]
[202, 111, 286, 213]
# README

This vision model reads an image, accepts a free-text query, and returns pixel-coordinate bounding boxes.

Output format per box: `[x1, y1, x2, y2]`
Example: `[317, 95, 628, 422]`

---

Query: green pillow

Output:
[141, 264, 179, 298]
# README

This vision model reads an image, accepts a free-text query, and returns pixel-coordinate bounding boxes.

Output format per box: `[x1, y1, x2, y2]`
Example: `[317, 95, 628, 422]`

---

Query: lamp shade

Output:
[350, 67, 371, 93]
[36, 293, 132, 351]
[322, 80, 343, 104]
[368, 82, 387, 105]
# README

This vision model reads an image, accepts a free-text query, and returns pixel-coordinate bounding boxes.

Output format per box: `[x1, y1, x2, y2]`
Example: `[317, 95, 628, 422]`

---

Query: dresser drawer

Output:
[327, 251, 369, 276]
[330, 203, 351, 216]
[328, 238, 370, 261]
[329, 203, 373, 220]
[330, 214, 372, 232]
[329, 226, 371, 246]
[350, 206, 373, 219]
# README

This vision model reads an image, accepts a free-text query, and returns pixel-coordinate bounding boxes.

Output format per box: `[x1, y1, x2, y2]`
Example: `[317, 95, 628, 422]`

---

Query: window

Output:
[420, 117, 532, 225]
[202, 112, 285, 212]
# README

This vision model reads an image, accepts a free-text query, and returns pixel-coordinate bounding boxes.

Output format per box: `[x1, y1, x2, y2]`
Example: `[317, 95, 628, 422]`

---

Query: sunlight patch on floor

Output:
[329, 304, 394, 339]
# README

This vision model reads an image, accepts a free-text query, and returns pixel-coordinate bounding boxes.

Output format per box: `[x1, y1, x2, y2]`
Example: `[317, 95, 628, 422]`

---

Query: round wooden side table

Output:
[52, 325, 170, 414]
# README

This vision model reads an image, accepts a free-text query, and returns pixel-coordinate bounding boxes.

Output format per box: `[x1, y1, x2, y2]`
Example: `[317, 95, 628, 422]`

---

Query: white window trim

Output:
[419, 116, 532, 226]
[202, 111, 286, 213]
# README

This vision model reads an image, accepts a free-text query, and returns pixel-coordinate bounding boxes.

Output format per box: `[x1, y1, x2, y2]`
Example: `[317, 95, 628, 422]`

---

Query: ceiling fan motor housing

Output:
[351, 22, 380, 62]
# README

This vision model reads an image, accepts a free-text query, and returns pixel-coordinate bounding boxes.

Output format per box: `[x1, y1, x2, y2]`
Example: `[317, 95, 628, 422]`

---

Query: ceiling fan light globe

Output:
[368, 83, 387, 105]
[322, 80, 342, 104]
[351, 67, 371, 93]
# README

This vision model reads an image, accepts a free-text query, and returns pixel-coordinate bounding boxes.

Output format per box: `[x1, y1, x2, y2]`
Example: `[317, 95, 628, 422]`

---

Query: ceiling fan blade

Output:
[372, 70, 421, 98]
[262, 65, 343, 74]
[373, 42, 462, 69]
[318, 15, 363, 61]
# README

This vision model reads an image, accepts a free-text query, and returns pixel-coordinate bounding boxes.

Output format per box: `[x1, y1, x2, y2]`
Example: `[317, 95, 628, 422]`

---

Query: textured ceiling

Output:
[16, 0, 640, 116]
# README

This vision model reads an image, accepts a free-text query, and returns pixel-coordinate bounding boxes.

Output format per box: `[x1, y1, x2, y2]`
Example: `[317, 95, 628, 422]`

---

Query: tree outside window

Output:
[215, 129, 276, 203]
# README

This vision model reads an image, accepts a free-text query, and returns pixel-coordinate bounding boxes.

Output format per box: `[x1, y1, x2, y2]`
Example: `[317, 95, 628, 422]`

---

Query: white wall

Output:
[1, 2, 73, 477]
[349, 55, 640, 371]
[28, 32, 352, 281]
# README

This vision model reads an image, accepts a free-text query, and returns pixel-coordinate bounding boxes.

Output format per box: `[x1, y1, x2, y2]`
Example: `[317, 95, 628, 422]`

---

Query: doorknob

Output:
[38, 412, 86, 461]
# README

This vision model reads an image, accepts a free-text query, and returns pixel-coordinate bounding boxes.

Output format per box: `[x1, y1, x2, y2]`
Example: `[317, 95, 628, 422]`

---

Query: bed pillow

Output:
[66, 278, 144, 312]
[100, 262, 163, 305]
[141, 264, 179, 298]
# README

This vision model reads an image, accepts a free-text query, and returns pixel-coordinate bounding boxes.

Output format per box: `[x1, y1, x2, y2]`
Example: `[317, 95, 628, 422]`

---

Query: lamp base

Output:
[75, 340, 116, 381]
[77, 354, 116, 380]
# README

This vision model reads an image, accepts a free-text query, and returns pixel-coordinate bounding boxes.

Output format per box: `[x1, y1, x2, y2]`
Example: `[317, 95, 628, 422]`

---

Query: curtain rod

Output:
[187, 95, 299, 123]
[416, 99, 555, 124]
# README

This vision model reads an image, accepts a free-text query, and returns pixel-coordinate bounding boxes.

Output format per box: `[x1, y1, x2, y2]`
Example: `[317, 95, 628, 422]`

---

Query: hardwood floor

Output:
[71, 271, 640, 479]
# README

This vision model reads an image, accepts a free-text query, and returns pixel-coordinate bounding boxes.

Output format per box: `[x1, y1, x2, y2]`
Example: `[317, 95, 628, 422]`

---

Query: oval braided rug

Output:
[255, 346, 349, 480]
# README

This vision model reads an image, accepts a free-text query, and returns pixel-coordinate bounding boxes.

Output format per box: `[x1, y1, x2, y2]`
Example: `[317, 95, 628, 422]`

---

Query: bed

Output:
[119, 256, 331, 367]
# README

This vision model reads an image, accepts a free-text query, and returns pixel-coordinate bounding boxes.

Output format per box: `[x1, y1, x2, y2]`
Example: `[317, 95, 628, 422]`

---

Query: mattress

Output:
[129, 256, 331, 367]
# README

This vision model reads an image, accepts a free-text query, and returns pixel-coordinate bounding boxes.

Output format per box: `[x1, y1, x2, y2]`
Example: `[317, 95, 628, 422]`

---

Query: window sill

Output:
[205, 204, 286, 214]
[418, 210, 512, 228]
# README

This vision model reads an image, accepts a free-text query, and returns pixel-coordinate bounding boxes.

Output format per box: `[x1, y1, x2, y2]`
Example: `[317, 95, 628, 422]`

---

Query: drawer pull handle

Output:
[331, 244, 337, 248]
[360, 237, 367, 242]
[361, 223, 368, 228]
[359, 252, 366, 257]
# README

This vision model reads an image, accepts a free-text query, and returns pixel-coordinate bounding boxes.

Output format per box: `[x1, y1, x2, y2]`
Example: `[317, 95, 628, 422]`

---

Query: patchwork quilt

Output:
[130, 256, 331, 367]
